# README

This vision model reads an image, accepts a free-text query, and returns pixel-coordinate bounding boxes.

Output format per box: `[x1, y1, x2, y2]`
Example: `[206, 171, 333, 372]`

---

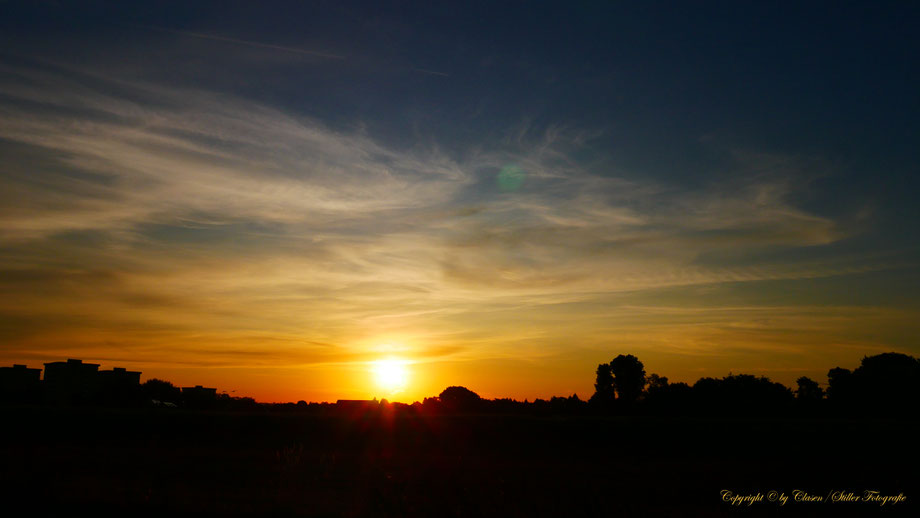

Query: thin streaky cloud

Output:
[141, 25, 346, 60]
[412, 67, 450, 77]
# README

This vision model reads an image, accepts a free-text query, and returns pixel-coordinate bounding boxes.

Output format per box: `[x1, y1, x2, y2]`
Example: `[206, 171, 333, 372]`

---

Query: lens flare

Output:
[497, 164, 525, 191]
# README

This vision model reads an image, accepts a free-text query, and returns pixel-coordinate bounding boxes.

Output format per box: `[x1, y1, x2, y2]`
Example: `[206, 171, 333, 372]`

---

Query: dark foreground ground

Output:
[1, 406, 917, 517]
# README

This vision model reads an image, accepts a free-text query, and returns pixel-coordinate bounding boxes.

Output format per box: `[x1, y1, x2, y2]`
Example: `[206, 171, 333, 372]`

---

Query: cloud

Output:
[141, 25, 346, 60]
[0, 58, 891, 372]
[0, 60, 470, 238]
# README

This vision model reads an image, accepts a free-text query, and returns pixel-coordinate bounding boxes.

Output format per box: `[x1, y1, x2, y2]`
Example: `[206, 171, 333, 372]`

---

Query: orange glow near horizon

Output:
[3, 308, 918, 405]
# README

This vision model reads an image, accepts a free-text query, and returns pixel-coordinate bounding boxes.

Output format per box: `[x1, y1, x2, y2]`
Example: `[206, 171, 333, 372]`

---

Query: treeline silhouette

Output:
[2, 352, 918, 417]
[271, 351, 920, 417]
[257, 351, 920, 418]
[580, 352, 919, 416]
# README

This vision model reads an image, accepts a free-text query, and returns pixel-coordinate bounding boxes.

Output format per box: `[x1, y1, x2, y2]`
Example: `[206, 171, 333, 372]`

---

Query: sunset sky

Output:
[1, 1, 918, 402]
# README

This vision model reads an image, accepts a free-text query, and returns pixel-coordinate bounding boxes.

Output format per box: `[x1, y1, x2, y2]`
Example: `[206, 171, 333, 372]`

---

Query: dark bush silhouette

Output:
[438, 386, 483, 412]
[142, 378, 181, 405]
[644, 374, 693, 414]
[216, 393, 261, 411]
[693, 374, 793, 414]
[547, 393, 586, 415]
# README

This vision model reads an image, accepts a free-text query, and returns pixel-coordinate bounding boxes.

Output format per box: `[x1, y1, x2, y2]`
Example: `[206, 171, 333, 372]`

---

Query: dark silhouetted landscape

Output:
[2, 1, 919, 516]
[1, 353, 917, 516]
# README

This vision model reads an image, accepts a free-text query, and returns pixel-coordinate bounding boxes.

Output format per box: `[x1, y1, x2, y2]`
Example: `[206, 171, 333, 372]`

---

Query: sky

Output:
[1, 1, 918, 403]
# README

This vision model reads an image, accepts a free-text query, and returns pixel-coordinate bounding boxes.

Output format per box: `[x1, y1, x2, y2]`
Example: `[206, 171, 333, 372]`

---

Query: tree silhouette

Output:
[438, 386, 482, 412]
[609, 354, 646, 403]
[795, 376, 824, 401]
[693, 374, 793, 414]
[547, 393, 586, 414]
[142, 378, 181, 404]
[590, 362, 615, 405]
[646, 373, 669, 394]
[644, 374, 694, 414]
[826, 366, 855, 404]
[851, 352, 920, 407]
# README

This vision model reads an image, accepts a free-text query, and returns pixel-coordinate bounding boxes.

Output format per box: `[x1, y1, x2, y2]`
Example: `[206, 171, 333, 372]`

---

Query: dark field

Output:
[1, 407, 916, 517]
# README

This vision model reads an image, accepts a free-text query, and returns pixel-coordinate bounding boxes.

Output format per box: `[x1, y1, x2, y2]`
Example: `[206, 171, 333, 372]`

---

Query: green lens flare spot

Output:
[497, 165, 525, 192]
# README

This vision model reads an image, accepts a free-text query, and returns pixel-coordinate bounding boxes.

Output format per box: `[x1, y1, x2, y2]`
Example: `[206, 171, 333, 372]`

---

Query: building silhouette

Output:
[98, 366, 142, 386]
[2, 359, 146, 405]
[43, 359, 101, 404]
[181, 385, 218, 408]
[0, 364, 42, 402]
[98, 366, 143, 405]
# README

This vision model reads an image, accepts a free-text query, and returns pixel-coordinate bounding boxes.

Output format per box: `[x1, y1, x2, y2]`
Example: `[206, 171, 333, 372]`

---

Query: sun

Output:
[372, 358, 409, 394]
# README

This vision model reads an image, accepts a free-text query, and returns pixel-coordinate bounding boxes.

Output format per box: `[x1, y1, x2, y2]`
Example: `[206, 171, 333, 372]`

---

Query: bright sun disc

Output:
[373, 359, 409, 393]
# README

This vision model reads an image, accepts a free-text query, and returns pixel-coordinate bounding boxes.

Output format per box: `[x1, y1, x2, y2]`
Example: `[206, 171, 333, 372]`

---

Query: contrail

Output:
[144, 25, 345, 60]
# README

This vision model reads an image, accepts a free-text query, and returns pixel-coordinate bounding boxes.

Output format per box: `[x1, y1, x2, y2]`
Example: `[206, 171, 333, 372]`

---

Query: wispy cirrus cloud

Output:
[0, 57, 896, 385]
[140, 25, 347, 60]
[0, 62, 469, 237]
